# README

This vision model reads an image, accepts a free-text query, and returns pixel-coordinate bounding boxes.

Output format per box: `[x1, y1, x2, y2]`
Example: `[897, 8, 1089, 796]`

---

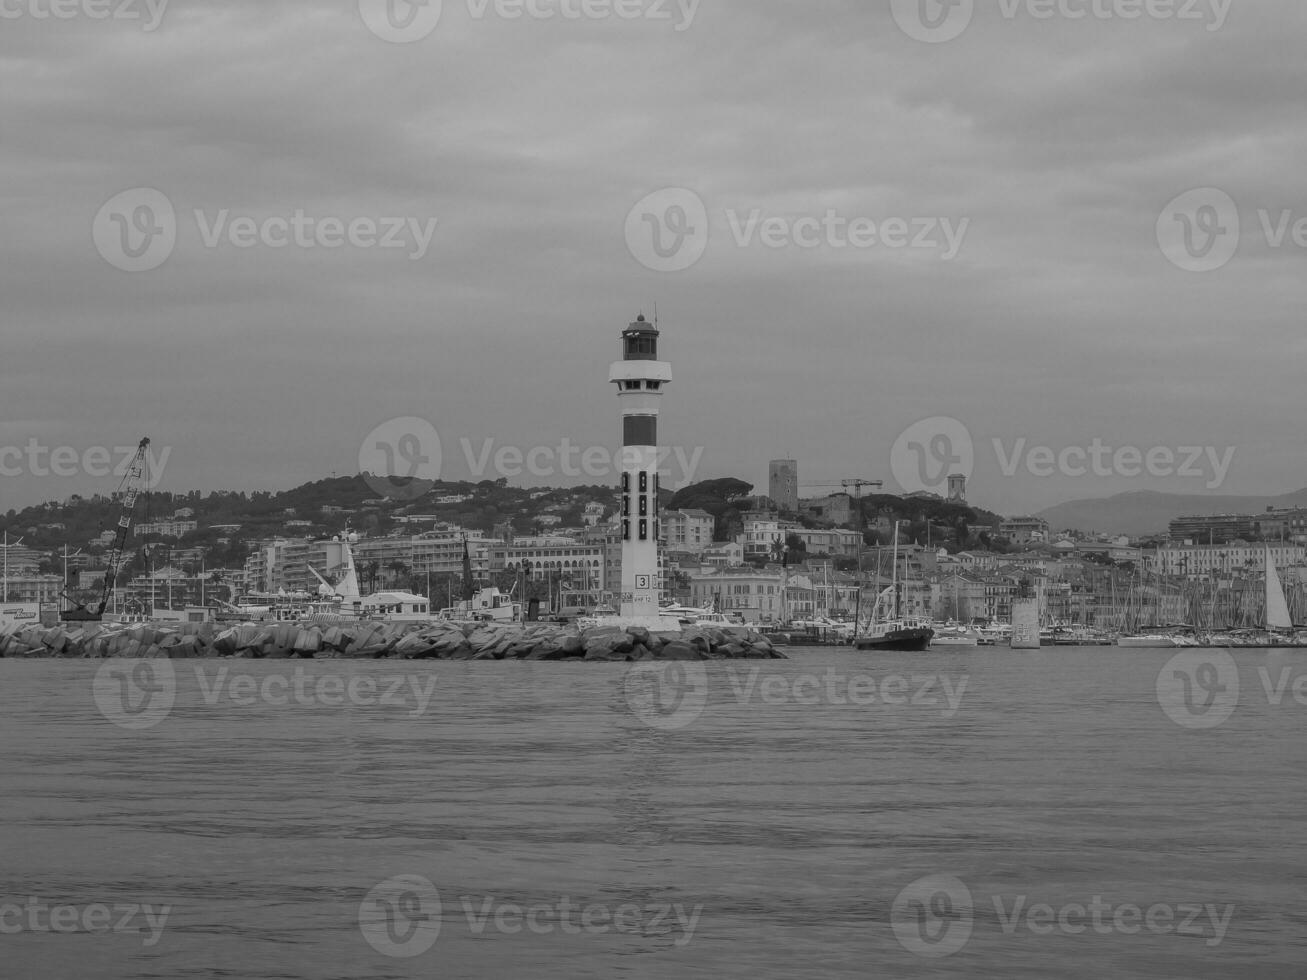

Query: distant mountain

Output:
[1035, 489, 1307, 538]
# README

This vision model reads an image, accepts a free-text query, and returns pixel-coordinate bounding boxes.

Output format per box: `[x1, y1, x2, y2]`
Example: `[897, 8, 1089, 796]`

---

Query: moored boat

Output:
[853, 617, 935, 652]
[931, 623, 979, 648]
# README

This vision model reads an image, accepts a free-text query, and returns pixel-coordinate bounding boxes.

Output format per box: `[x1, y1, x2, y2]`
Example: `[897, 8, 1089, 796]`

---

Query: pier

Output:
[0, 619, 786, 661]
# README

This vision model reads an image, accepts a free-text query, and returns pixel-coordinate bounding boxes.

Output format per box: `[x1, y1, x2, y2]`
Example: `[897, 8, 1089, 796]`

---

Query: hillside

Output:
[1035, 488, 1307, 537]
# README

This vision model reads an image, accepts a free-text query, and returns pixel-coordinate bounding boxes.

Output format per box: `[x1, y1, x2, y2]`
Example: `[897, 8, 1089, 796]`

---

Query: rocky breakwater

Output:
[0, 619, 786, 662]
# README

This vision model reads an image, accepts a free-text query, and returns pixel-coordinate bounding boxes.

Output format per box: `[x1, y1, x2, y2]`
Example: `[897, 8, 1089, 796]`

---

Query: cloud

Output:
[0, 0, 1303, 512]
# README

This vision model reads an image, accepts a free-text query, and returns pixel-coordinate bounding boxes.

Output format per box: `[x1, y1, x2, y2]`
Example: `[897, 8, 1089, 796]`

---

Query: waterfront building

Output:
[409, 530, 493, 579]
[768, 460, 799, 513]
[929, 571, 988, 620]
[688, 567, 785, 623]
[0, 574, 62, 604]
[243, 539, 296, 593]
[0, 543, 42, 575]
[486, 537, 608, 591]
[1153, 542, 1307, 579]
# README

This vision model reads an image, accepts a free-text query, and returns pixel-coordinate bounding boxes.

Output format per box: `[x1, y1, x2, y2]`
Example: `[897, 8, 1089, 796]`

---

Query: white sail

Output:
[1265, 548, 1293, 631]
[334, 534, 362, 603]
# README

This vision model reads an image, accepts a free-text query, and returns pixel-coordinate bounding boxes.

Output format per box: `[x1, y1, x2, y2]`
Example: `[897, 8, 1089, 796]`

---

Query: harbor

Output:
[8, 3, 1307, 978]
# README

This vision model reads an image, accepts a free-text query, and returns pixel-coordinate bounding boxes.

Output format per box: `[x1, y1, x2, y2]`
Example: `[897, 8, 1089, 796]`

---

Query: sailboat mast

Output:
[853, 484, 863, 636]
[891, 520, 900, 620]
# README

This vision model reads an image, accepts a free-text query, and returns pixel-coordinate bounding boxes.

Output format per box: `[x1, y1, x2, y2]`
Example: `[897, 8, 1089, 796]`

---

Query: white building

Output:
[1153, 542, 1307, 579]
[742, 514, 790, 559]
[790, 527, 861, 558]
[136, 520, 198, 538]
[661, 509, 714, 555]
[701, 542, 744, 568]
[689, 567, 785, 623]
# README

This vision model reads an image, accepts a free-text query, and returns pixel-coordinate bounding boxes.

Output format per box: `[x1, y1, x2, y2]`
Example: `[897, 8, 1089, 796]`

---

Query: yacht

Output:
[1117, 626, 1198, 648]
[931, 623, 980, 648]
[438, 586, 521, 624]
[976, 623, 1011, 646]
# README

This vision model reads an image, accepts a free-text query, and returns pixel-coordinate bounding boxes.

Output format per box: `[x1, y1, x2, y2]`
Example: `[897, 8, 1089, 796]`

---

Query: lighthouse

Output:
[609, 313, 672, 624]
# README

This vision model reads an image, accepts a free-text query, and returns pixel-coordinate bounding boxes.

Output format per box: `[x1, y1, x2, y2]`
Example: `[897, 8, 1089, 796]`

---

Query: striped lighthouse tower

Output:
[609, 313, 672, 624]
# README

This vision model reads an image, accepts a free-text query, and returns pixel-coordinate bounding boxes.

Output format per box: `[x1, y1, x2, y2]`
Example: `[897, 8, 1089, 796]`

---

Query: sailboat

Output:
[1215, 547, 1305, 647]
[853, 523, 934, 652]
[1117, 562, 1194, 647]
[931, 576, 979, 647]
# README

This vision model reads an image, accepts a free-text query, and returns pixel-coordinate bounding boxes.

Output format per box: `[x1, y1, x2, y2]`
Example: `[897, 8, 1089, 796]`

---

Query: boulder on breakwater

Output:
[0, 619, 786, 662]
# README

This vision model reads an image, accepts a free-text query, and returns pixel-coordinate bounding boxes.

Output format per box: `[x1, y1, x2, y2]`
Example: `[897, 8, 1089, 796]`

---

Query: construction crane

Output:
[61, 437, 151, 623]
[801, 479, 885, 495]
[798, 479, 884, 519]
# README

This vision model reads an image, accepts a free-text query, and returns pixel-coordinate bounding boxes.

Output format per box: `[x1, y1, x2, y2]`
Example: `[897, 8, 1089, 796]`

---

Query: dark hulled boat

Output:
[852, 618, 934, 652]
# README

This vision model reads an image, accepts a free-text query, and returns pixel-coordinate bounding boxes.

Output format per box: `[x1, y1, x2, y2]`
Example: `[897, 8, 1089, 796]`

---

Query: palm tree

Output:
[387, 560, 409, 589]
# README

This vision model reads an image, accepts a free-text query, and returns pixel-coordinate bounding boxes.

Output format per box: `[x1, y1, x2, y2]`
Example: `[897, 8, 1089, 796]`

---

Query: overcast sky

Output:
[2, 0, 1305, 516]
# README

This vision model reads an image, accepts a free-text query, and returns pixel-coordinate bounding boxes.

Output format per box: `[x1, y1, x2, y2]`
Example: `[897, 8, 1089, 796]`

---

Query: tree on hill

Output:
[667, 478, 752, 510]
[667, 478, 754, 542]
